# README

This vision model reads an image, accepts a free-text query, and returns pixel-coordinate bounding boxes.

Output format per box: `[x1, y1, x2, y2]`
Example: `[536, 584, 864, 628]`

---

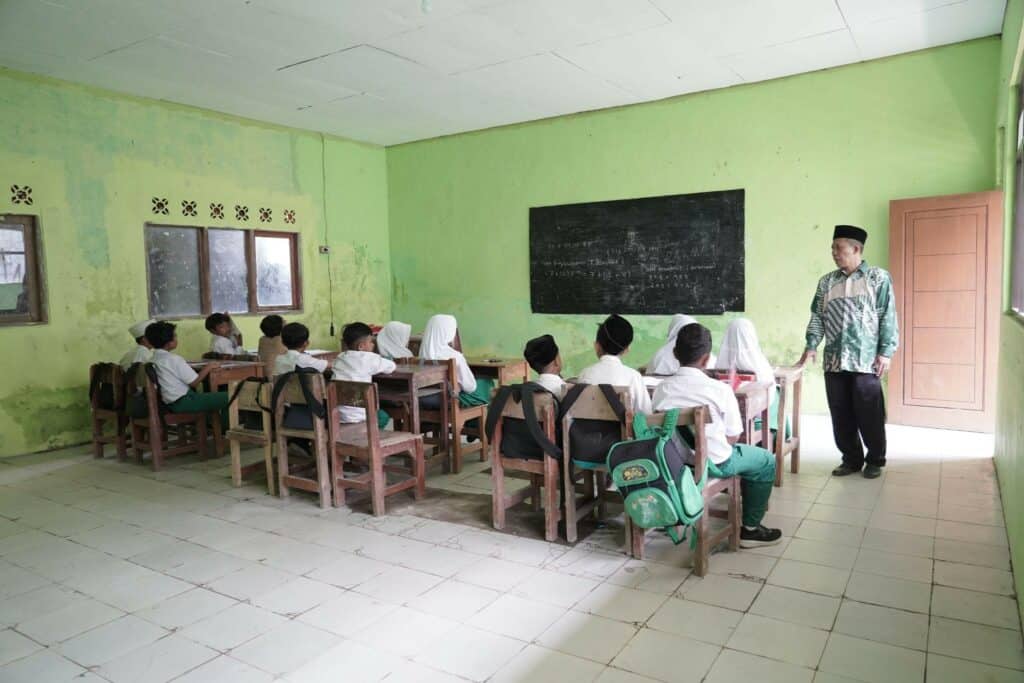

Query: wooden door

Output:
[889, 191, 1003, 432]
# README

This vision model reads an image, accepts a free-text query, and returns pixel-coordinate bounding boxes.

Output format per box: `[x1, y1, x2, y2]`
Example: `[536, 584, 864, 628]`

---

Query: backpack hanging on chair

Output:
[559, 383, 628, 464]
[606, 408, 708, 546]
[484, 382, 562, 460]
[271, 367, 327, 430]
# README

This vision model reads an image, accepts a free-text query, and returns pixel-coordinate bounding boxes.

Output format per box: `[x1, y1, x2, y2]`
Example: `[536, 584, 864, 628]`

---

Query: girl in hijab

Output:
[376, 321, 414, 360]
[649, 314, 715, 375]
[715, 318, 787, 436]
[420, 314, 493, 407]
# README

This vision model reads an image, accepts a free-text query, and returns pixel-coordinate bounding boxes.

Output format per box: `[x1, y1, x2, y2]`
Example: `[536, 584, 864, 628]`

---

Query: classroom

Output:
[0, 1, 1021, 681]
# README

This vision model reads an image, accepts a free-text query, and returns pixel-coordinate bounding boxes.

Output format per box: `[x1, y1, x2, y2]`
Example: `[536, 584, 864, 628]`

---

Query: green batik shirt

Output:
[804, 261, 899, 373]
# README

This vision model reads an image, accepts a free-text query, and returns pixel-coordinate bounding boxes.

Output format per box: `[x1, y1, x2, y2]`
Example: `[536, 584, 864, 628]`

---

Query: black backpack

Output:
[271, 367, 327, 430]
[484, 382, 562, 460]
[559, 383, 629, 464]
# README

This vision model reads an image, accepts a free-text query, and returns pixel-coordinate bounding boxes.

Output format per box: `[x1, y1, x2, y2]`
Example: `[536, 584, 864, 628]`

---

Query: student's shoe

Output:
[831, 464, 861, 477]
[863, 464, 882, 479]
[739, 525, 783, 548]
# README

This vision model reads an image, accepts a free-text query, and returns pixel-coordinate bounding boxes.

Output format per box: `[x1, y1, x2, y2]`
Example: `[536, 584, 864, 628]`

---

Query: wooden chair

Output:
[561, 385, 633, 544]
[772, 366, 803, 486]
[328, 381, 425, 516]
[379, 357, 451, 473]
[420, 359, 487, 474]
[626, 408, 740, 577]
[89, 362, 128, 460]
[490, 390, 561, 541]
[127, 365, 214, 471]
[272, 372, 333, 509]
[225, 379, 276, 495]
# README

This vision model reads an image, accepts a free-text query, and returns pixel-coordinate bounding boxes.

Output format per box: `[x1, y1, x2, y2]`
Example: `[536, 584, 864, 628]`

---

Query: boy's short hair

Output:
[342, 322, 373, 350]
[146, 321, 176, 349]
[596, 314, 633, 355]
[281, 322, 310, 350]
[674, 323, 712, 366]
[524, 334, 558, 374]
[260, 314, 284, 337]
[205, 312, 229, 333]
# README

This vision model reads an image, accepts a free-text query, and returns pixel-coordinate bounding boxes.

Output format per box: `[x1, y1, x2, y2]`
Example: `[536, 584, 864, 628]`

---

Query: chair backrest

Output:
[89, 362, 125, 411]
[408, 335, 422, 356]
[272, 372, 328, 437]
[123, 363, 163, 420]
[327, 380, 382, 447]
[562, 384, 631, 422]
[417, 358, 460, 412]
[492, 390, 557, 459]
[645, 407, 712, 475]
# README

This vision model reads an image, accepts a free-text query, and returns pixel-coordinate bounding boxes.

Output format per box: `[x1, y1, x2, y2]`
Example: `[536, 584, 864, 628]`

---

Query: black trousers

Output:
[824, 371, 887, 469]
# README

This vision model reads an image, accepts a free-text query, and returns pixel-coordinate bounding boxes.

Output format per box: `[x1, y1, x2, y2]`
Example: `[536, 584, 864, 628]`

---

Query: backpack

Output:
[606, 409, 707, 546]
[560, 383, 628, 464]
[88, 362, 119, 411]
[124, 362, 157, 419]
[484, 382, 561, 460]
[271, 368, 327, 431]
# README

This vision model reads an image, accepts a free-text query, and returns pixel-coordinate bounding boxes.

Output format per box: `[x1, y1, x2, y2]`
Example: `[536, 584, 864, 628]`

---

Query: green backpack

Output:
[606, 409, 708, 546]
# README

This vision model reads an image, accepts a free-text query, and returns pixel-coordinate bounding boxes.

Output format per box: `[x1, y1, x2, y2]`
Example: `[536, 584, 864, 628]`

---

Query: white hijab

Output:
[647, 314, 696, 375]
[377, 321, 413, 359]
[420, 314, 459, 360]
[715, 318, 775, 384]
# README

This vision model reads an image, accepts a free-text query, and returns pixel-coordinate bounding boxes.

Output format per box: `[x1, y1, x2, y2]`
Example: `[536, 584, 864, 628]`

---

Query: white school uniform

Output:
[210, 335, 242, 355]
[120, 345, 152, 370]
[151, 349, 198, 404]
[332, 350, 397, 423]
[420, 314, 476, 393]
[651, 367, 743, 464]
[714, 319, 775, 384]
[534, 373, 567, 398]
[377, 321, 414, 359]
[576, 354, 652, 415]
[274, 349, 328, 376]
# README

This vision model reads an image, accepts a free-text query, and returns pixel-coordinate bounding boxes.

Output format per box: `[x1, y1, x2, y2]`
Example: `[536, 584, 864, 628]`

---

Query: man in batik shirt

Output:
[797, 225, 899, 479]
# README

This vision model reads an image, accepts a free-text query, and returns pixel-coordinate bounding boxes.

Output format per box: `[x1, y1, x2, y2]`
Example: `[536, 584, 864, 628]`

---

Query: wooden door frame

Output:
[888, 191, 1003, 432]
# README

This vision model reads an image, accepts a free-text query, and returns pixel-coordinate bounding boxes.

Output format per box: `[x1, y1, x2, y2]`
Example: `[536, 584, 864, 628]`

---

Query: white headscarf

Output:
[421, 314, 476, 392]
[715, 318, 775, 384]
[647, 314, 696, 375]
[377, 321, 413, 359]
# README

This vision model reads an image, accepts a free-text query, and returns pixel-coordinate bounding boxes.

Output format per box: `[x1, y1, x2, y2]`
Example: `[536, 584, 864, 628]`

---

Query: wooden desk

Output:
[373, 363, 448, 440]
[307, 349, 340, 363]
[734, 382, 772, 447]
[467, 357, 528, 387]
[189, 360, 263, 389]
[772, 365, 803, 485]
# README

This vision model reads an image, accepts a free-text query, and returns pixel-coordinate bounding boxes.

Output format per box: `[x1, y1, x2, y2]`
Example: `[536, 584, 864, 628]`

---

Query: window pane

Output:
[255, 235, 294, 307]
[0, 225, 28, 314]
[208, 229, 249, 313]
[146, 226, 201, 317]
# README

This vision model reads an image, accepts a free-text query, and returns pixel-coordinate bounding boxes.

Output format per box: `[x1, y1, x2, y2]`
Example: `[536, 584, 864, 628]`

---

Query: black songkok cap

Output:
[834, 224, 868, 244]
[596, 314, 634, 355]
[524, 334, 559, 371]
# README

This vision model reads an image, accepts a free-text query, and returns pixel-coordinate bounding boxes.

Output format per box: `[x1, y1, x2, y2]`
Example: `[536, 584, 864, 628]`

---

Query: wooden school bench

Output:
[373, 360, 450, 470]
[467, 356, 529, 387]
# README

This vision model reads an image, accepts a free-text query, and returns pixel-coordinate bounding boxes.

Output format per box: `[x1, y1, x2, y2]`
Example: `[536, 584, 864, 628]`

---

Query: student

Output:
[647, 314, 695, 375]
[206, 312, 243, 356]
[420, 314, 492, 407]
[120, 319, 155, 370]
[275, 322, 328, 376]
[577, 314, 652, 414]
[715, 318, 786, 437]
[652, 322, 781, 547]
[258, 314, 286, 376]
[524, 334, 566, 398]
[333, 322, 397, 429]
[376, 321, 414, 360]
[146, 321, 228, 419]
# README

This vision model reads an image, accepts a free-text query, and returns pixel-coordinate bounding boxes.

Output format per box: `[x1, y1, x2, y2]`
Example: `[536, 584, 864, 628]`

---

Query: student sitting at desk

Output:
[715, 318, 786, 437]
[146, 321, 228, 419]
[333, 322, 396, 429]
[258, 314, 286, 376]
[577, 314, 652, 414]
[376, 321, 414, 360]
[206, 312, 243, 356]
[275, 323, 328, 376]
[120, 319, 154, 370]
[420, 314, 493, 407]
[646, 313, 719, 375]
[524, 334, 566, 398]
[653, 322, 781, 547]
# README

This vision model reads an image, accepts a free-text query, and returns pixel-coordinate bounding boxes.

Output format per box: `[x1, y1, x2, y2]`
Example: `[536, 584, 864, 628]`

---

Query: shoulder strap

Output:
[226, 376, 266, 408]
[598, 383, 627, 423]
[519, 382, 562, 458]
[484, 385, 517, 441]
[271, 369, 326, 419]
[557, 382, 587, 419]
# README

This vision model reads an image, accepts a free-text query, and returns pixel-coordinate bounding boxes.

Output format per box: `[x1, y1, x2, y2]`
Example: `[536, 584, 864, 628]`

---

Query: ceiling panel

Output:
[851, 0, 1004, 60]
[837, 0, 963, 27]
[280, 45, 444, 98]
[722, 29, 860, 83]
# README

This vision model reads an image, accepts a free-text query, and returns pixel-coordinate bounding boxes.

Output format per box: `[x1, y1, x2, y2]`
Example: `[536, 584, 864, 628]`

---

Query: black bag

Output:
[484, 382, 562, 461]
[124, 362, 156, 419]
[560, 384, 628, 464]
[88, 363, 118, 411]
[271, 368, 327, 431]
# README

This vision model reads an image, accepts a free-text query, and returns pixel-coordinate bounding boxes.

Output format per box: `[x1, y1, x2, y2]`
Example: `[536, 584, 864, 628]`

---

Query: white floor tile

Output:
[352, 564, 445, 603]
[549, 548, 629, 580]
[0, 649, 85, 683]
[605, 559, 691, 595]
[594, 667, 661, 682]
[859, 528, 934, 558]
[511, 568, 600, 609]
[16, 597, 124, 645]
[0, 584, 83, 628]
[930, 585, 1022, 630]
[0, 628, 41, 666]
[705, 649, 814, 683]
[352, 606, 458, 658]
[867, 511, 936, 537]
[646, 597, 743, 645]
[407, 578, 500, 620]
[180, 603, 288, 652]
[57, 615, 168, 667]
[806, 503, 872, 526]
[229, 620, 341, 677]
[843, 571, 931, 613]
[414, 624, 525, 681]
[676, 573, 763, 611]
[204, 563, 293, 602]
[818, 632, 925, 683]
[172, 655, 275, 683]
[727, 612, 828, 668]
[767, 559, 850, 597]
[935, 519, 1007, 547]
[611, 628, 719, 682]
[454, 556, 540, 592]
[573, 583, 668, 624]
[749, 584, 841, 630]
[468, 593, 567, 641]
[705, 549, 778, 578]
[304, 551, 390, 589]
[783, 538, 859, 569]
[297, 590, 398, 637]
[133, 587, 236, 630]
[383, 660, 468, 682]
[250, 577, 344, 617]
[97, 634, 218, 683]
[925, 653, 1024, 683]
[933, 537, 1011, 570]
[928, 616, 1024, 671]
[833, 599, 928, 650]
[853, 548, 933, 583]
[933, 559, 1016, 595]
[286, 639, 399, 683]
[490, 644, 605, 683]
[537, 610, 638, 664]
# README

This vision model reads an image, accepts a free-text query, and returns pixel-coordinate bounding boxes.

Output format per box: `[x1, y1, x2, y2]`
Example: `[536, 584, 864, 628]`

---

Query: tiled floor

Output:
[0, 416, 1020, 682]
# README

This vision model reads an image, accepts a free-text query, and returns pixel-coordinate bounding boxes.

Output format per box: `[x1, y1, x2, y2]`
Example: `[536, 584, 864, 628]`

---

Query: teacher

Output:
[797, 225, 899, 479]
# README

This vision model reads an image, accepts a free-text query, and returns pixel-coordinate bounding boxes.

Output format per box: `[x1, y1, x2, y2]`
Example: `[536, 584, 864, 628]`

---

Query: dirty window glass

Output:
[208, 229, 249, 313]
[146, 226, 201, 317]
[255, 234, 295, 308]
[0, 215, 46, 324]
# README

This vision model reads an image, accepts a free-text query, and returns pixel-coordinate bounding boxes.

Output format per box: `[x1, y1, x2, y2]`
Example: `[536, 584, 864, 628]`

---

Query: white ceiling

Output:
[0, 0, 1006, 146]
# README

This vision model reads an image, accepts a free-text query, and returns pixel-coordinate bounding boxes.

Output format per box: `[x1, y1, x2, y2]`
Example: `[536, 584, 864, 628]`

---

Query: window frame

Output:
[144, 222, 301, 319]
[1013, 85, 1024, 320]
[0, 213, 47, 326]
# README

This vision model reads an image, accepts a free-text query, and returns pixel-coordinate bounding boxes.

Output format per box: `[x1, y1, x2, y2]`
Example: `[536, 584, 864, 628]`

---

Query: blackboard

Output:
[529, 189, 744, 315]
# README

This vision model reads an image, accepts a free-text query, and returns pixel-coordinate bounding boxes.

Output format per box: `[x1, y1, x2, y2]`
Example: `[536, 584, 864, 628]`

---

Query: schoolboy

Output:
[332, 322, 397, 428]
[206, 312, 243, 356]
[275, 322, 329, 375]
[145, 321, 228, 419]
[652, 322, 782, 547]
[120, 319, 154, 370]
[576, 314, 652, 414]
[524, 334, 566, 398]
[258, 314, 286, 376]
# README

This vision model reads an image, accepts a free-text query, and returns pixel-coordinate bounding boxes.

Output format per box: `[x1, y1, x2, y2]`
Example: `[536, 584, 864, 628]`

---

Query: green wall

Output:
[0, 68, 390, 457]
[387, 39, 999, 412]
[994, 0, 1024, 627]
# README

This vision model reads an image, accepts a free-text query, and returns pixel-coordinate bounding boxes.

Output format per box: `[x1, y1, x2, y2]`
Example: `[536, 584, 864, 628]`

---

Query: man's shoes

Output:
[739, 525, 783, 548]
[863, 464, 882, 479]
[831, 464, 861, 477]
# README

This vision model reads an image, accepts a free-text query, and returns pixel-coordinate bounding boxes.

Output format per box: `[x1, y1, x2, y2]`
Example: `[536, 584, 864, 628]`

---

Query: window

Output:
[1014, 85, 1024, 316]
[145, 224, 299, 318]
[0, 214, 46, 324]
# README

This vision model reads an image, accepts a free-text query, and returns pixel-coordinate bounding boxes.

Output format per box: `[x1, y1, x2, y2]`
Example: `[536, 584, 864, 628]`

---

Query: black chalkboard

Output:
[530, 189, 744, 315]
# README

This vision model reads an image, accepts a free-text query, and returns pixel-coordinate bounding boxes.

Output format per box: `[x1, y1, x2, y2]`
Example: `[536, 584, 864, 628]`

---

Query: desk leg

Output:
[409, 379, 421, 439]
[792, 377, 802, 473]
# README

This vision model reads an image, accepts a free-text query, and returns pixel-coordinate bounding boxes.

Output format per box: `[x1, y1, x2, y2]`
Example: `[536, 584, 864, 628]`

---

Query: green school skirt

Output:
[458, 377, 495, 408]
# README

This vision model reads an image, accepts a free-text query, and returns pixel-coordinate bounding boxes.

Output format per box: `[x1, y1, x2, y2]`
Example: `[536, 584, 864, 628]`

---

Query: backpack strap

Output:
[558, 383, 626, 423]
[484, 385, 516, 442]
[226, 376, 266, 408]
[519, 382, 562, 459]
[271, 368, 326, 420]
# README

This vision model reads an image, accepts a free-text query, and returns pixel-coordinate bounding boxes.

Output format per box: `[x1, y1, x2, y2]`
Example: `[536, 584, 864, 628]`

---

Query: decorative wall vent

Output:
[10, 185, 32, 205]
[210, 203, 224, 219]
[152, 197, 169, 215]
[259, 207, 272, 222]
[235, 205, 248, 221]
[283, 209, 295, 224]
[182, 200, 197, 217]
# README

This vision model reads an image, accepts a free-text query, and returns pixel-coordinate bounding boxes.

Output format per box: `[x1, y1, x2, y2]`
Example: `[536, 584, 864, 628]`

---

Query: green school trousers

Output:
[376, 409, 391, 429]
[168, 389, 229, 429]
[711, 443, 776, 527]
